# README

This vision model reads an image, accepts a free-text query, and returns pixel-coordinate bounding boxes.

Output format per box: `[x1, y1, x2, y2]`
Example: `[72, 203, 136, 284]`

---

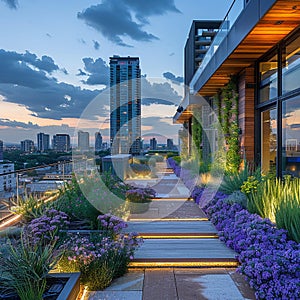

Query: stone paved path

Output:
[83, 163, 255, 300]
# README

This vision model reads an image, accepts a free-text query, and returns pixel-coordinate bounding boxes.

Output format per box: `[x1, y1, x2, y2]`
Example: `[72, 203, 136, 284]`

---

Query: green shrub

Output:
[241, 175, 260, 195]
[172, 156, 181, 165]
[130, 163, 151, 177]
[220, 164, 261, 195]
[224, 190, 247, 208]
[52, 177, 100, 227]
[10, 194, 50, 223]
[0, 233, 60, 300]
[219, 167, 249, 194]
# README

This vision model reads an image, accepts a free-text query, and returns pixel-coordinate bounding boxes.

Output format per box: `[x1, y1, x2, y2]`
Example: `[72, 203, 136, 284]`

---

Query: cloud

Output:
[78, 57, 109, 86]
[142, 98, 175, 106]
[169, 52, 175, 57]
[124, 0, 180, 24]
[141, 78, 182, 105]
[79, 38, 86, 45]
[0, 49, 101, 120]
[163, 72, 184, 84]
[1, 0, 18, 9]
[77, 69, 87, 76]
[78, 0, 179, 47]
[0, 119, 40, 129]
[93, 40, 100, 50]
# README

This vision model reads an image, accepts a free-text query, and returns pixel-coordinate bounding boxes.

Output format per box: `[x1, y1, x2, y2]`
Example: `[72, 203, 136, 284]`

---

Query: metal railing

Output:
[0, 160, 73, 224]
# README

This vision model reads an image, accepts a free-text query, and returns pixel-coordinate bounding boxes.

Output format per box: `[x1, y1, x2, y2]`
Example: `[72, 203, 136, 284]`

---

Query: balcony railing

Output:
[190, 0, 244, 92]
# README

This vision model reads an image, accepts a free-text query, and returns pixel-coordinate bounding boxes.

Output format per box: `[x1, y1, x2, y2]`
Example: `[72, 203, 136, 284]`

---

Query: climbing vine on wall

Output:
[218, 76, 241, 173]
[191, 109, 202, 161]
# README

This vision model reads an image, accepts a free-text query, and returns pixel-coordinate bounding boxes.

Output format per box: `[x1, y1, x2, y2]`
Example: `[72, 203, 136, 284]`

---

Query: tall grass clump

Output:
[275, 177, 300, 243]
[220, 163, 261, 195]
[247, 177, 300, 242]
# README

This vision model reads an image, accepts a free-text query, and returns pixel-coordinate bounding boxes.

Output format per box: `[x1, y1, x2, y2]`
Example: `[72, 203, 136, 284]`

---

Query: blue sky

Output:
[0, 0, 232, 145]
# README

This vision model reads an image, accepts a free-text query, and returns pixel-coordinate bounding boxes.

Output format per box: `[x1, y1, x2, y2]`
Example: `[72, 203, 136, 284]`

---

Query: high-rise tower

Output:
[37, 133, 50, 152]
[109, 56, 141, 155]
[78, 130, 90, 151]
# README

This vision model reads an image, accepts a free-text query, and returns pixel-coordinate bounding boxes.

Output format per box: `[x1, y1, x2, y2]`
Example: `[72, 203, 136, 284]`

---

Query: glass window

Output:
[282, 35, 300, 95]
[259, 54, 278, 102]
[282, 95, 300, 177]
[261, 108, 277, 174]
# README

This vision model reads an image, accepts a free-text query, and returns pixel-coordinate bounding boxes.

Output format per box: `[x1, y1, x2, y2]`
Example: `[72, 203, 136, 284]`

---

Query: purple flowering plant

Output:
[58, 213, 142, 290]
[125, 187, 155, 203]
[25, 208, 69, 246]
[97, 213, 128, 238]
[204, 198, 300, 300]
[169, 158, 300, 299]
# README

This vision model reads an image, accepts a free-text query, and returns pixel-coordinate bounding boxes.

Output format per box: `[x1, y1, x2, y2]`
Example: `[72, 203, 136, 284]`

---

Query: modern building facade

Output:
[95, 131, 103, 151]
[174, 0, 300, 177]
[52, 134, 71, 152]
[0, 140, 3, 162]
[184, 20, 222, 92]
[21, 139, 34, 153]
[37, 133, 50, 152]
[110, 56, 141, 155]
[78, 130, 90, 151]
[0, 162, 16, 192]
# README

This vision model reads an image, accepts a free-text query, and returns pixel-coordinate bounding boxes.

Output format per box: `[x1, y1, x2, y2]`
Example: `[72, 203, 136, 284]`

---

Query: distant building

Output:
[95, 131, 103, 151]
[21, 139, 34, 153]
[150, 138, 157, 150]
[52, 134, 71, 152]
[167, 138, 174, 150]
[0, 162, 16, 192]
[110, 56, 141, 155]
[78, 130, 89, 151]
[102, 142, 109, 150]
[0, 140, 3, 162]
[37, 133, 50, 152]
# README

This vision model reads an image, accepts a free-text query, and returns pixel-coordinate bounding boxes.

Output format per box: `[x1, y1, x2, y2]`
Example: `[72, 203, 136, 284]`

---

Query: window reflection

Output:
[282, 35, 300, 95]
[282, 96, 300, 177]
[261, 108, 277, 174]
[259, 54, 278, 102]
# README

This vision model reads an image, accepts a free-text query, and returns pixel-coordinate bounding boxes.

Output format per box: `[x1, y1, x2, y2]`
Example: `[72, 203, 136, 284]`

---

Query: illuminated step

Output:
[129, 258, 239, 268]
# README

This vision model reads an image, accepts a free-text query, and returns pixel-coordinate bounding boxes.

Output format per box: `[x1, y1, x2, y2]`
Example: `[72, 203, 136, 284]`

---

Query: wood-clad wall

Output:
[238, 67, 255, 162]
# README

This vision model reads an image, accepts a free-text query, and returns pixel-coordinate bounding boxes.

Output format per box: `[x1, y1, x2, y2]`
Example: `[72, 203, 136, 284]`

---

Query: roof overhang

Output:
[191, 0, 300, 96]
[173, 94, 208, 124]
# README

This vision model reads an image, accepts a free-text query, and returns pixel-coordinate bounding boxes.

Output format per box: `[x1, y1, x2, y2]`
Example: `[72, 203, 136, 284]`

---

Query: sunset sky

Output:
[0, 0, 231, 145]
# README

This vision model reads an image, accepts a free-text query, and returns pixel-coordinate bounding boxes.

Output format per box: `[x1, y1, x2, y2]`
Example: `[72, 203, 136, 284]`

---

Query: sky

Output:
[0, 0, 232, 146]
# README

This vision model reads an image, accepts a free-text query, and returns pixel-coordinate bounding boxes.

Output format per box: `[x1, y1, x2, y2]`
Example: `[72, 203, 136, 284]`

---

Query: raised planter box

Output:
[50, 273, 81, 300]
[0, 272, 80, 300]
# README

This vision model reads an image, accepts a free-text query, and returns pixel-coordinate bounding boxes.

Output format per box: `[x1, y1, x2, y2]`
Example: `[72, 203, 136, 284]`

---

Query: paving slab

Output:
[125, 221, 217, 234]
[143, 269, 177, 300]
[105, 271, 144, 291]
[86, 291, 142, 300]
[133, 239, 237, 259]
[176, 273, 246, 300]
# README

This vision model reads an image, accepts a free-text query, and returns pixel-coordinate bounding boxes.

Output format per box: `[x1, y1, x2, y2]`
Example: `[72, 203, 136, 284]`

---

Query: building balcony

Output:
[190, 0, 300, 97]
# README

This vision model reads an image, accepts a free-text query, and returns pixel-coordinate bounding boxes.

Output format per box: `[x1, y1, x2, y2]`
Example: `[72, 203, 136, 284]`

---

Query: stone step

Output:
[130, 239, 238, 268]
[125, 221, 217, 235]
[138, 233, 218, 239]
[129, 258, 238, 268]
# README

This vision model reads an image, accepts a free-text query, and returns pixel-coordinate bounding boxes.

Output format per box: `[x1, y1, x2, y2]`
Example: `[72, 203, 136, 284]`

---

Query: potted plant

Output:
[125, 188, 155, 214]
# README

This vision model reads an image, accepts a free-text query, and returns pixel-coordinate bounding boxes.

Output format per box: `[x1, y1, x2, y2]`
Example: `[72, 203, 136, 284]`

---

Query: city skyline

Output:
[0, 0, 231, 144]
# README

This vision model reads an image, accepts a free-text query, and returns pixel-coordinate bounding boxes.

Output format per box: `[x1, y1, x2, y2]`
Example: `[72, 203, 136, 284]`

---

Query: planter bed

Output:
[0, 272, 80, 300]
